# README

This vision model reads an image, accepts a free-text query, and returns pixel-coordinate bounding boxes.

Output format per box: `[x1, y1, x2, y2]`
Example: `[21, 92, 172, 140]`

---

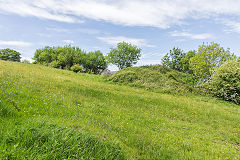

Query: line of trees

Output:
[33, 42, 141, 74]
[162, 42, 240, 104]
[33, 46, 107, 74]
[0, 42, 142, 74]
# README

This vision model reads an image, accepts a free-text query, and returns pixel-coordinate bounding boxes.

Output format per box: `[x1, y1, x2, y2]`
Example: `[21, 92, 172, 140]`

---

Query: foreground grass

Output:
[0, 60, 240, 159]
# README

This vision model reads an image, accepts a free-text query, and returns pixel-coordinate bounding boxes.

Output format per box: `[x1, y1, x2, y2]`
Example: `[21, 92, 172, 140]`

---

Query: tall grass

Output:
[0, 60, 239, 159]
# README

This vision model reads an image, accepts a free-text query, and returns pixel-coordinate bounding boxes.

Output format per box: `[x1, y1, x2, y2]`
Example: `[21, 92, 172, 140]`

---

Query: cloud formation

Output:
[63, 40, 74, 44]
[1, 0, 240, 28]
[97, 36, 154, 47]
[170, 31, 213, 40]
[221, 19, 240, 33]
[0, 40, 32, 47]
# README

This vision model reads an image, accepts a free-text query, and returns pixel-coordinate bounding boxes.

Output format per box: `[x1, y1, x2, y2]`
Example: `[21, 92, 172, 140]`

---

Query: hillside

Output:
[0, 60, 240, 159]
[108, 65, 199, 95]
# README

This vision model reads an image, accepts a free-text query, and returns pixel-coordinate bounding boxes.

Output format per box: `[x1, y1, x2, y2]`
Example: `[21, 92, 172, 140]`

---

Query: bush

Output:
[71, 64, 83, 73]
[211, 60, 240, 104]
[51, 60, 61, 68]
[109, 70, 138, 83]
[21, 60, 30, 64]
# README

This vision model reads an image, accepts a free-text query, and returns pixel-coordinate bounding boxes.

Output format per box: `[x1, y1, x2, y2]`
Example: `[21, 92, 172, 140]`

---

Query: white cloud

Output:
[63, 40, 74, 44]
[46, 27, 70, 33]
[97, 36, 154, 47]
[21, 56, 34, 63]
[170, 31, 213, 40]
[0, 0, 83, 23]
[221, 19, 240, 33]
[1, 0, 240, 28]
[46, 27, 100, 35]
[0, 40, 32, 47]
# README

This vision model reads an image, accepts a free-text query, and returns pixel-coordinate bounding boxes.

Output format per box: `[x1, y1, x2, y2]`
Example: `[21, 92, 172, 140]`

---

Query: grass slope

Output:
[108, 65, 199, 95]
[0, 60, 240, 159]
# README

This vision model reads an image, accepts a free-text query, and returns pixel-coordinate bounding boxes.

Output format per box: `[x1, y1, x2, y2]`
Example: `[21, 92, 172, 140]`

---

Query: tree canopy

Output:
[162, 47, 196, 73]
[107, 42, 141, 69]
[0, 48, 21, 62]
[33, 46, 107, 74]
[189, 42, 235, 79]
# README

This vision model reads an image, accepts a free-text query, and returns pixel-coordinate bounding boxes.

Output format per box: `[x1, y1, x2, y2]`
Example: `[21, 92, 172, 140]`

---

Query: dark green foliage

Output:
[0, 48, 21, 62]
[0, 120, 125, 159]
[180, 50, 196, 73]
[211, 60, 240, 104]
[33, 46, 107, 74]
[109, 65, 198, 94]
[71, 64, 83, 73]
[107, 42, 141, 69]
[162, 47, 196, 73]
[162, 47, 183, 71]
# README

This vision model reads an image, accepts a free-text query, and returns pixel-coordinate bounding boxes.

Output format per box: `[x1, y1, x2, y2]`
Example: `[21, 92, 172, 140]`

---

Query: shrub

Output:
[211, 60, 240, 104]
[51, 60, 61, 68]
[71, 64, 83, 73]
[109, 70, 138, 83]
[21, 60, 30, 64]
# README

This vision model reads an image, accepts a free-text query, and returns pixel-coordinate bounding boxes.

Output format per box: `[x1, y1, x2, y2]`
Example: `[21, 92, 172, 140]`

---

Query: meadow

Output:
[0, 60, 240, 159]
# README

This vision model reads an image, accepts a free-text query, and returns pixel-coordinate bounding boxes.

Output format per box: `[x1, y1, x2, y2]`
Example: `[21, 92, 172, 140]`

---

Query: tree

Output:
[107, 42, 141, 69]
[211, 60, 240, 104]
[189, 42, 235, 79]
[162, 47, 184, 71]
[0, 48, 21, 62]
[162, 47, 196, 73]
[83, 51, 108, 74]
[180, 50, 196, 73]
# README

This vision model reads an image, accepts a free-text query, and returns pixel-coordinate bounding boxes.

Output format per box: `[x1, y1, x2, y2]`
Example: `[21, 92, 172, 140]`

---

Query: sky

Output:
[1, 0, 240, 70]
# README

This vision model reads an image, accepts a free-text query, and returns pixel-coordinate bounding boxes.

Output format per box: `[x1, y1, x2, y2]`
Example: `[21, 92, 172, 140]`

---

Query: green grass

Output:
[107, 65, 201, 95]
[0, 60, 240, 159]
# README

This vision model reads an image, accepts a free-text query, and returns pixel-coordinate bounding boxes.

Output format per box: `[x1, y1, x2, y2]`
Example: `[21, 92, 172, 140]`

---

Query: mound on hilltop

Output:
[108, 65, 200, 94]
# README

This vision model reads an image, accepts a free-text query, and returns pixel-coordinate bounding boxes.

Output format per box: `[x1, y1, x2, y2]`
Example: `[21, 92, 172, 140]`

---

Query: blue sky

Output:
[0, 0, 240, 70]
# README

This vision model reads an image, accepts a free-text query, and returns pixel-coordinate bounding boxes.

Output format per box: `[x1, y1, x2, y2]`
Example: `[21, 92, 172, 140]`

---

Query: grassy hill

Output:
[0, 60, 240, 159]
[107, 65, 200, 95]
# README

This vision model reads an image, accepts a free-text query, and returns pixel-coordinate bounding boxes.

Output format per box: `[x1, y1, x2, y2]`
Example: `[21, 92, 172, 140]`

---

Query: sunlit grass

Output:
[0, 60, 239, 159]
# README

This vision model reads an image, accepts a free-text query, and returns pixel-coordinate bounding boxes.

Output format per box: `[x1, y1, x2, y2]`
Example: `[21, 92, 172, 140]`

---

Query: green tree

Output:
[0, 48, 21, 62]
[190, 42, 235, 79]
[211, 60, 240, 104]
[107, 42, 141, 69]
[162, 47, 184, 71]
[180, 50, 196, 73]
[83, 51, 108, 74]
[57, 46, 75, 69]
